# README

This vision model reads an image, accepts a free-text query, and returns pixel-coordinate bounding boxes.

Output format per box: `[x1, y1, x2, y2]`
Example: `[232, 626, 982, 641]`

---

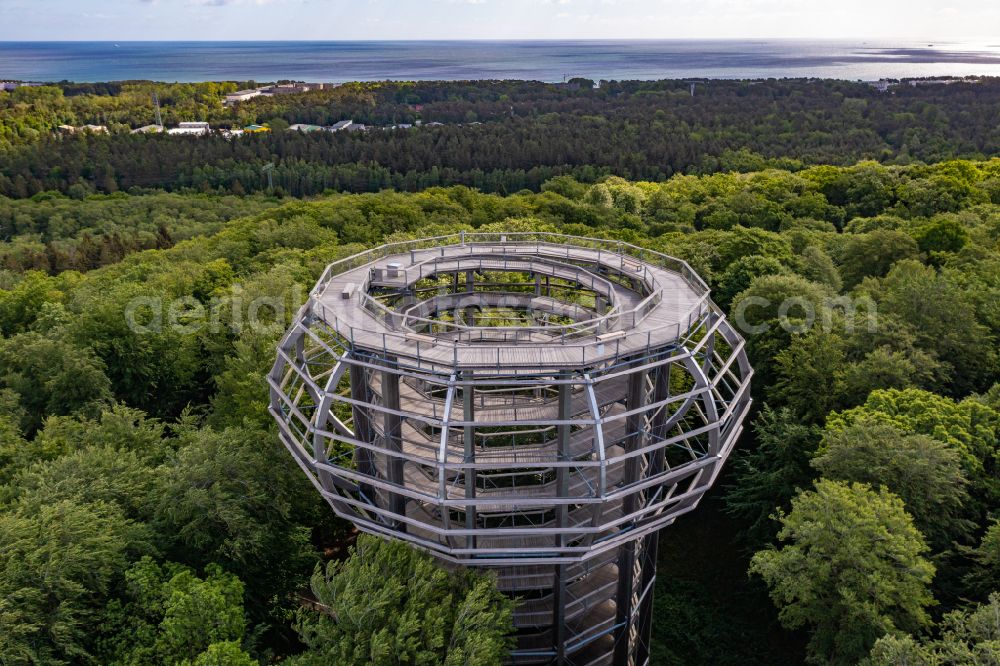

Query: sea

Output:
[3, 40, 1000, 83]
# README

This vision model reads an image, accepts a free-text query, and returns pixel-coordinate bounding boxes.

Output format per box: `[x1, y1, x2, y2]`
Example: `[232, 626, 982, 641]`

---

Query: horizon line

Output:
[0, 37, 991, 44]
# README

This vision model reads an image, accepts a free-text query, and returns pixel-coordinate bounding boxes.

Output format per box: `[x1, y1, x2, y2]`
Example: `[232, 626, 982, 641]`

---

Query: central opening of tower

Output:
[365, 248, 656, 344]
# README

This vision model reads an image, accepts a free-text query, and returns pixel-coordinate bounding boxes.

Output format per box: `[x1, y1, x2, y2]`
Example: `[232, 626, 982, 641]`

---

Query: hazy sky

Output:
[3, 0, 999, 42]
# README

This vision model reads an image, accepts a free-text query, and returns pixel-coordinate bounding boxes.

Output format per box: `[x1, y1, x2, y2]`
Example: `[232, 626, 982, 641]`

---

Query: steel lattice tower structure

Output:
[269, 233, 752, 665]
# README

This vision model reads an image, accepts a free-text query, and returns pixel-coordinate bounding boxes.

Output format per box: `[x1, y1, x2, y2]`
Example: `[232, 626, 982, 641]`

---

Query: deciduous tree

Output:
[750, 480, 935, 665]
[812, 422, 971, 548]
[292, 534, 514, 666]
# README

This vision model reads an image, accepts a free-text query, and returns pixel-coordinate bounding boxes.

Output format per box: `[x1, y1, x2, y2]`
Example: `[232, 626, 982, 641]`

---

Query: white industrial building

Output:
[167, 121, 211, 136]
[225, 89, 262, 105]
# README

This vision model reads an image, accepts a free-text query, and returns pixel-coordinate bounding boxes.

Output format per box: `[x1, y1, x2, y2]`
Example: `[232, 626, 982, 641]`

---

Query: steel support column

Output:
[381, 359, 406, 531]
[553, 370, 572, 662]
[350, 361, 376, 503]
[462, 370, 476, 550]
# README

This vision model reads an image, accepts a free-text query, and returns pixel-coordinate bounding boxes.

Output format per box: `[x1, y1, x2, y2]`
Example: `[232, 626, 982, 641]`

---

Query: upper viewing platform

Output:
[308, 232, 712, 373]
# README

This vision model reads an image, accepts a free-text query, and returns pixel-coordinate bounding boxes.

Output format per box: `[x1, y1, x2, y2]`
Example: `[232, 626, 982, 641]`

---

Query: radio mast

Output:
[152, 92, 163, 129]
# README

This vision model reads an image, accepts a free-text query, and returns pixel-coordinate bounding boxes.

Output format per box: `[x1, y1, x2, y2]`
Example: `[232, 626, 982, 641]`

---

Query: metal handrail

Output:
[360, 252, 632, 340]
[313, 232, 708, 297]
[309, 293, 709, 370]
[306, 234, 712, 367]
[398, 292, 618, 342]
[396, 253, 623, 297]
[338, 239, 672, 342]
[362, 291, 631, 342]
[402, 292, 603, 324]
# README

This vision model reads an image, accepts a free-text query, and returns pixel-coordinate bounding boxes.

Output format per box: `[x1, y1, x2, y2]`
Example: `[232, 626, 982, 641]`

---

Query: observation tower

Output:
[269, 232, 752, 665]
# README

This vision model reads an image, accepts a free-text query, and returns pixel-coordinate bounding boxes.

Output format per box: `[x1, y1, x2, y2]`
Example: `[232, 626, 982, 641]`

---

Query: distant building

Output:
[908, 78, 973, 87]
[345, 123, 367, 132]
[289, 123, 324, 132]
[864, 79, 893, 93]
[131, 124, 164, 134]
[167, 121, 211, 136]
[326, 120, 354, 132]
[1, 81, 42, 91]
[59, 124, 108, 134]
[265, 83, 312, 95]
[225, 89, 262, 105]
[244, 124, 270, 133]
[221, 129, 245, 139]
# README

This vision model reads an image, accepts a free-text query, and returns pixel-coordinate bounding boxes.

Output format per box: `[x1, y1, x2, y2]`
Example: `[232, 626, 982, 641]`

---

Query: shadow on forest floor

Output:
[650, 475, 808, 665]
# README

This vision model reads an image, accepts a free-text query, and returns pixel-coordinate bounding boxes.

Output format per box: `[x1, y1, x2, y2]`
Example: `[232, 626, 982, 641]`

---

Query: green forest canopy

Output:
[3, 77, 1000, 198]
[1, 83, 1000, 663]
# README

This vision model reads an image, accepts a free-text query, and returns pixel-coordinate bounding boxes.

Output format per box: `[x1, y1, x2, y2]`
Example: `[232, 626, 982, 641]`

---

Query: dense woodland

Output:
[1, 79, 1000, 665]
[3, 78, 1000, 199]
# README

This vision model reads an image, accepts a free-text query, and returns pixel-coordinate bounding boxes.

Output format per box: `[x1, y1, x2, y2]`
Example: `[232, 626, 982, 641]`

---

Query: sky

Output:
[2, 0, 1000, 42]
